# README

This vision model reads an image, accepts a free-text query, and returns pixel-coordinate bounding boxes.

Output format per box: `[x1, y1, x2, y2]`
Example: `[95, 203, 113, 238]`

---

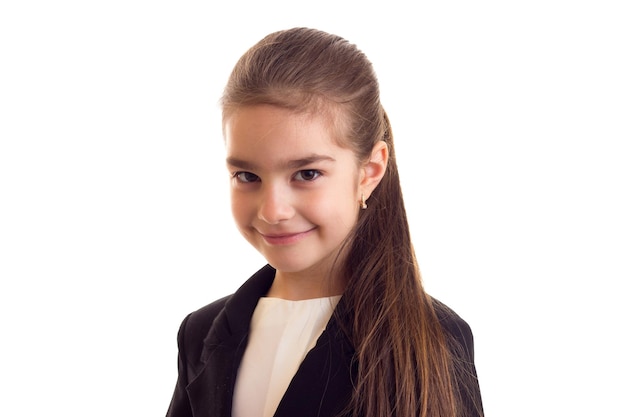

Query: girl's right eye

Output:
[234, 171, 260, 183]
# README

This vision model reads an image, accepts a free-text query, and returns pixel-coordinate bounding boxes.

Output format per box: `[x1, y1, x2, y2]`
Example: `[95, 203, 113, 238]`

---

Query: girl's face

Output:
[224, 105, 364, 287]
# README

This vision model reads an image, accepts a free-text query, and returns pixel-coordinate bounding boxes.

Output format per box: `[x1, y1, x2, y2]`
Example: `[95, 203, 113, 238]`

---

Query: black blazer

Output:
[166, 265, 482, 417]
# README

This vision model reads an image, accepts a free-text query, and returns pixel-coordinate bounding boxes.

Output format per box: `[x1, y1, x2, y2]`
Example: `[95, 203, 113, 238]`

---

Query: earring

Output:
[360, 194, 368, 210]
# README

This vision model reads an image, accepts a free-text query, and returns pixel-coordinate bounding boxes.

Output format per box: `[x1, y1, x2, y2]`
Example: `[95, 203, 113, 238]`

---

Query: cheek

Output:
[230, 192, 250, 226]
[335, 173, 360, 210]
[311, 180, 360, 226]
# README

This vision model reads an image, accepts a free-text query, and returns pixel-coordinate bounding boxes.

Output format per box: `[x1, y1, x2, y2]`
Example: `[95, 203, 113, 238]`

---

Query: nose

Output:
[257, 184, 295, 224]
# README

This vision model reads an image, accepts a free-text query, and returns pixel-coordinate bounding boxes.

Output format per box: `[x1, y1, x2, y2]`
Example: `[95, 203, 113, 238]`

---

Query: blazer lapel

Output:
[186, 265, 276, 417]
[274, 300, 356, 417]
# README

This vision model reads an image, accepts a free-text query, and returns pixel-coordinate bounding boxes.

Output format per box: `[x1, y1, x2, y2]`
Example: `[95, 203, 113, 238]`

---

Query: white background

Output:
[1, 1, 624, 416]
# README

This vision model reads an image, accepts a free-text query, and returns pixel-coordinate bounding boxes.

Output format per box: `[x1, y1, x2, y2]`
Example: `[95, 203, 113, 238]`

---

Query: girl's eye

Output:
[234, 171, 260, 183]
[294, 169, 321, 181]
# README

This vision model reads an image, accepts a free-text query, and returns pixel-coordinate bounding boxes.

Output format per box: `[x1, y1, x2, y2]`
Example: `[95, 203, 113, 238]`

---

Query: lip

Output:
[259, 228, 315, 246]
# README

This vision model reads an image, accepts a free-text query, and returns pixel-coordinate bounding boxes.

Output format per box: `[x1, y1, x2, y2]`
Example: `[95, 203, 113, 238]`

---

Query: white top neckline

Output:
[232, 295, 341, 417]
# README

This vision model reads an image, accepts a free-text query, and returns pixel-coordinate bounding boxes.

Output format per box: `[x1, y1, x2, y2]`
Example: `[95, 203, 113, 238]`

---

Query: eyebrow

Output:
[226, 154, 336, 171]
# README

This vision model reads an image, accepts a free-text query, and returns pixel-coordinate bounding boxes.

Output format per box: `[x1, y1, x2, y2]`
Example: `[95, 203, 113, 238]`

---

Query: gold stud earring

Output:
[360, 194, 368, 210]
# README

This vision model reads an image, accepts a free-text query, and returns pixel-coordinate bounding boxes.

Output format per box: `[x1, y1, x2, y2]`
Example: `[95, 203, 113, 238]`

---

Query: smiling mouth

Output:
[260, 229, 315, 245]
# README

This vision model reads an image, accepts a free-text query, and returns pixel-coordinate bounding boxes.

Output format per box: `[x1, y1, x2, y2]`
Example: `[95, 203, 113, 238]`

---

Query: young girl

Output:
[167, 28, 483, 417]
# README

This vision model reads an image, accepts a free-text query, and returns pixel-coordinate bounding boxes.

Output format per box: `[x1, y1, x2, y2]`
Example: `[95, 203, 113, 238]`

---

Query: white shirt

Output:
[232, 296, 341, 417]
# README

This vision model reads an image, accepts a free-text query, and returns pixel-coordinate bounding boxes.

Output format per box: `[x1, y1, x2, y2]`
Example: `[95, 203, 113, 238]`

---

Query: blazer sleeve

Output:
[165, 295, 232, 417]
[166, 314, 194, 417]
[433, 299, 484, 417]
[456, 322, 484, 417]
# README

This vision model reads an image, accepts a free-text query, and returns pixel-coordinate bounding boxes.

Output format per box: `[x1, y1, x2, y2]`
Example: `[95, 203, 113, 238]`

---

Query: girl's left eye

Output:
[294, 169, 321, 181]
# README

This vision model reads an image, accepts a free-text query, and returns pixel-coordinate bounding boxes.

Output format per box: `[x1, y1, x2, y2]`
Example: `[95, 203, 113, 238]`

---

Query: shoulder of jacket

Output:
[174, 294, 233, 372]
[431, 297, 475, 360]
[182, 294, 231, 340]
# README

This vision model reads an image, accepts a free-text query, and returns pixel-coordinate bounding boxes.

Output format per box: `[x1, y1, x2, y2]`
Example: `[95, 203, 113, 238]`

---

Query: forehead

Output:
[224, 105, 352, 162]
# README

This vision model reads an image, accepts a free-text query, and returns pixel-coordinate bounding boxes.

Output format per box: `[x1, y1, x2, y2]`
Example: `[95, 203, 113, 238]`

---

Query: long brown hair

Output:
[221, 27, 481, 417]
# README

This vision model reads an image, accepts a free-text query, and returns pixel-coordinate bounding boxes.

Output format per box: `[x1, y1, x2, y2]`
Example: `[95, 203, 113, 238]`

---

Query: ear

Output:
[359, 141, 389, 199]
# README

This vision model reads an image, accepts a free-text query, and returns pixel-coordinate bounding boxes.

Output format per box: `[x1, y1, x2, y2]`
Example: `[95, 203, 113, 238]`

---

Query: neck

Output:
[266, 268, 345, 300]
